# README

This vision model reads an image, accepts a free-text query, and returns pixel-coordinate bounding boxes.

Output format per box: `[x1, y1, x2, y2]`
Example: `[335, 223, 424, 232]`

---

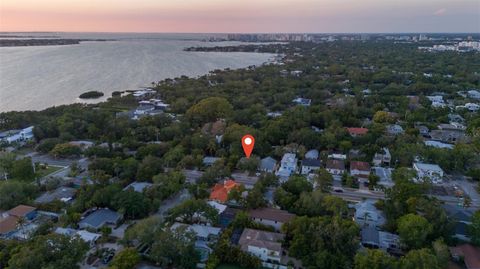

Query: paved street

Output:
[156, 188, 191, 216]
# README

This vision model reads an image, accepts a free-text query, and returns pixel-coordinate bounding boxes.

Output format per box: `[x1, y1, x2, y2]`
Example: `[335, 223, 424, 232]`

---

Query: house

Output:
[275, 153, 297, 181]
[354, 200, 385, 228]
[443, 204, 473, 241]
[123, 182, 153, 193]
[463, 103, 480, 112]
[249, 207, 295, 232]
[259, 157, 277, 173]
[413, 162, 444, 184]
[427, 95, 446, 107]
[79, 208, 122, 230]
[209, 180, 241, 203]
[171, 222, 221, 263]
[304, 149, 319, 160]
[171, 222, 221, 243]
[467, 89, 480, 99]
[300, 159, 321, 175]
[430, 129, 466, 144]
[350, 161, 371, 178]
[372, 167, 394, 188]
[0, 205, 38, 239]
[424, 140, 454, 149]
[438, 123, 466, 131]
[207, 201, 227, 215]
[360, 226, 401, 252]
[0, 216, 19, 239]
[292, 97, 311, 106]
[238, 228, 286, 269]
[386, 124, 404, 135]
[8, 205, 37, 220]
[54, 227, 101, 247]
[0, 126, 34, 145]
[203, 156, 221, 166]
[346, 127, 368, 137]
[416, 125, 429, 136]
[450, 244, 480, 269]
[68, 140, 94, 149]
[35, 187, 77, 204]
[372, 148, 391, 166]
[328, 153, 347, 160]
[326, 159, 346, 176]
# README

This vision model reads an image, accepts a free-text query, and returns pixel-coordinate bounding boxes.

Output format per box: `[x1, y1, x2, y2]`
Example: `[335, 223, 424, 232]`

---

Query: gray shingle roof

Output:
[79, 209, 121, 229]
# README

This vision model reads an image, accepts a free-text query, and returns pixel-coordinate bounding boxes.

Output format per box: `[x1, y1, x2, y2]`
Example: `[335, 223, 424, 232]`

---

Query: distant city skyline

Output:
[1, 0, 479, 33]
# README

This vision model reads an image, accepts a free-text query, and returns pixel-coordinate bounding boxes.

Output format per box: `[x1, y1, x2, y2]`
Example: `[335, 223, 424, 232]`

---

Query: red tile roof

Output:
[209, 180, 240, 203]
[346, 127, 368, 136]
[350, 161, 371, 171]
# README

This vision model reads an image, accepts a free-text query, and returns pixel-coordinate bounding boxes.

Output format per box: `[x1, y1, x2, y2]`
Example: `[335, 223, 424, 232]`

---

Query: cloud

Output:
[433, 8, 446, 16]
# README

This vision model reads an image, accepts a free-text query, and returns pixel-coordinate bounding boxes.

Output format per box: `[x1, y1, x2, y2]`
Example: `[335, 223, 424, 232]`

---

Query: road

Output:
[330, 188, 385, 202]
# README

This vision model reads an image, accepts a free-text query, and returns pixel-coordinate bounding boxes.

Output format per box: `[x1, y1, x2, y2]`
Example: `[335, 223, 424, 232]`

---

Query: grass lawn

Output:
[35, 165, 63, 178]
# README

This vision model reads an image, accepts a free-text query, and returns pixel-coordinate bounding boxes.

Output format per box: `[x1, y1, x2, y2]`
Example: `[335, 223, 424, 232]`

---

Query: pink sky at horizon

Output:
[1, 0, 479, 33]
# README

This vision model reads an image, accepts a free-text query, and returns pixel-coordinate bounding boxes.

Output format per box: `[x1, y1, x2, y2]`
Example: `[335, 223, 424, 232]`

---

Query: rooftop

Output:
[301, 158, 321, 167]
[238, 228, 285, 252]
[35, 187, 77, 204]
[413, 162, 443, 172]
[8, 205, 36, 218]
[79, 208, 121, 229]
[450, 244, 480, 269]
[350, 161, 371, 171]
[346, 127, 368, 136]
[326, 159, 345, 170]
[249, 207, 295, 223]
[123, 182, 153, 193]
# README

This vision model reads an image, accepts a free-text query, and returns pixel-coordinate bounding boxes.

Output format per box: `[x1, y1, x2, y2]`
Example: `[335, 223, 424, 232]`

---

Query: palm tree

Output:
[16, 216, 27, 240]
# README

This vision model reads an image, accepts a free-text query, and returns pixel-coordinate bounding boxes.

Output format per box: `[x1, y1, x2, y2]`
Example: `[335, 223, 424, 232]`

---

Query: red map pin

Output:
[241, 134, 255, 158]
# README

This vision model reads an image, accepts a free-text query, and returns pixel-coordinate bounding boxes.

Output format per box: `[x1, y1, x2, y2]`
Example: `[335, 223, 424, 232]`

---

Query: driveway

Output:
[156, 188, 191, 216]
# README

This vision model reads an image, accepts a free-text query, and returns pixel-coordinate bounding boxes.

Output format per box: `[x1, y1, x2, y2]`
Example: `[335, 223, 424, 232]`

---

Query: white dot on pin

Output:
[244, 137, 252, 145]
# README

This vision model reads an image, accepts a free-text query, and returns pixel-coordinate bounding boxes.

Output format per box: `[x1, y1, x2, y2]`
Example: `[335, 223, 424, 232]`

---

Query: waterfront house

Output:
[0, 126, 34, 145]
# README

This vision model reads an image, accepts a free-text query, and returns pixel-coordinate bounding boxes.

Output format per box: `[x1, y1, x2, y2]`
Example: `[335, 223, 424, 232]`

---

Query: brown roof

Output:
[450, 244, 480, 269]
[326, 159, 345, 170]
[346, 127, 368, 136]
[249, 208, 295, 223]
[350, 161, 371, 171]
[238, 228, 284, 252]
[0, 216, 18, 234]
[8, 205, 36, 218]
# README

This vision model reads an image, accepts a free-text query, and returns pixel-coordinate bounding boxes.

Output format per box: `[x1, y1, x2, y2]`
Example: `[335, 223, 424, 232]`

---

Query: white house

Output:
[275, 153, 297, 180]
[238, 228, 287, 269]
[386, 124, 404, 135]
[372, 148, 391, 166]
[54, 228, 100, 247]
[0, 126, 34, 144]
[300, 159, 321, 175]
[413, 162, 444, 184]
[350, 161, 371, 178]
[467, 90, 480, 99]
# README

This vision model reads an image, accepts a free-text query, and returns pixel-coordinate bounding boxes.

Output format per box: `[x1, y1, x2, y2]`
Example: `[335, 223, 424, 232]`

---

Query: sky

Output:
[1, 0, 479, 33]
